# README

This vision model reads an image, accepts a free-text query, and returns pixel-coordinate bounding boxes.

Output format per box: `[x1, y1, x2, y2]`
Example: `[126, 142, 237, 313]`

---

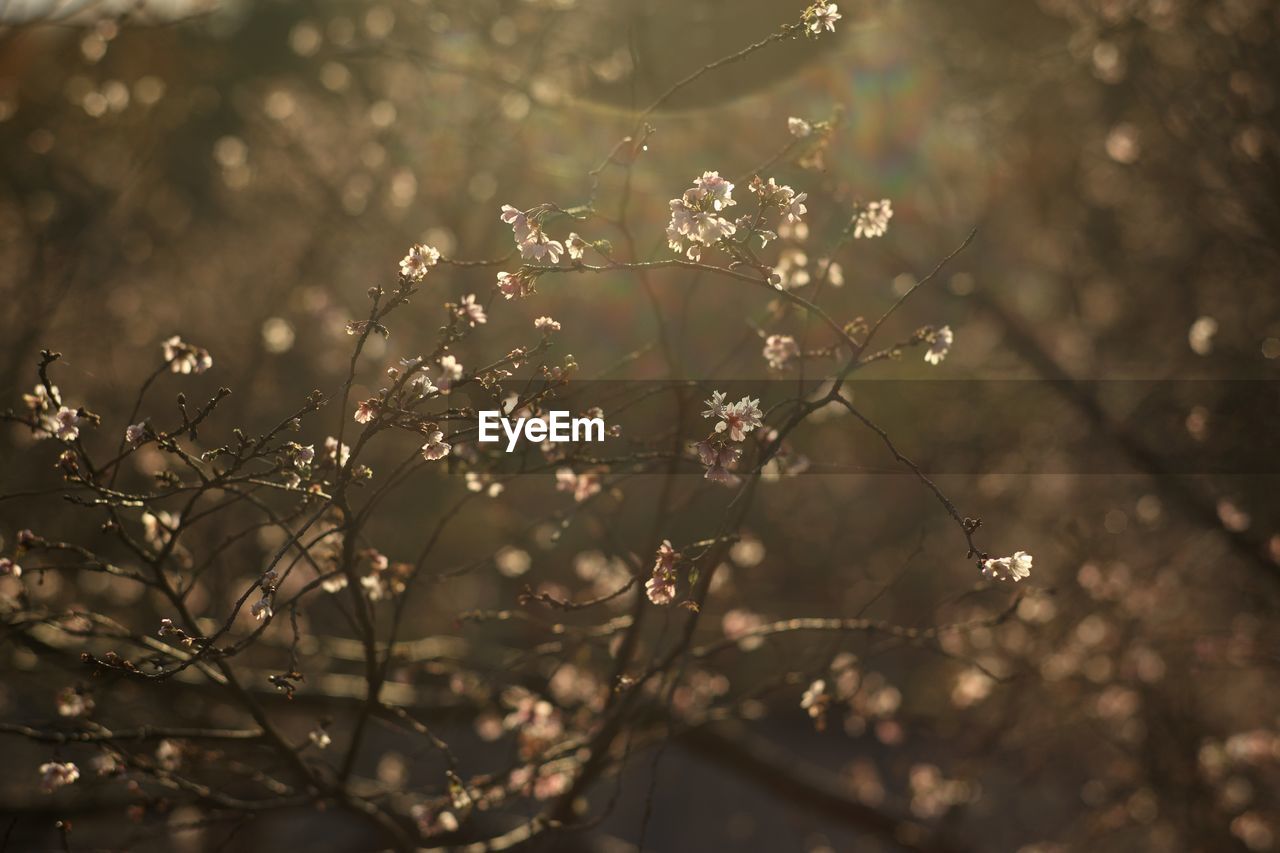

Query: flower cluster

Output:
[457, 293, 487, 327]
[801, 678, 832, 730]
[399, 243, 441, 280]
[39, 761, 80, 792]
[496, 268, 539, 301]
[749, 176, 807, 225]
[694, 391, 764, 486]
[645, 539, 680, 605]
[501, 205, 564, 263]
[360, 550, 411, 600]
[804, 2, 842, 34]
[852, 199, 893, 239]
[22, 384, 82, 442]
[421, 428, 451, 461]
[924, 325, 953, 365]
[704, 391, 763, 442]
[981, 551, 1033, 582]
[666, 171, 738, 262]
[556, 467, 602, 503]
[162, 335, 212, 374]
[763, 334, 800, 370]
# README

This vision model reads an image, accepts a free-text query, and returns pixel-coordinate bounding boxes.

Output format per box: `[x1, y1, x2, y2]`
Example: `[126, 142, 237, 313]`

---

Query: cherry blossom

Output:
[399, 243, 440, 280]
[43, 406, 81, 442]
[924, 326, 953, 365]
[324, 436, 351, 466]
[805, 2, 842, 34]
[250, 596, 272, 620]
[801, 678, 831, 729]
[715, 396, 763, 442]
[667, 172, 739, 260]
[436, 354, 463, 391]
[56, 687, 93, 718]
[853, 199, 893, 238]
[39, 761, 80, 792]
[162, 335, 212, 374]
[556, 467, 601, 502]
[763, 334, 800, 370]
[696, 440, 742, 486]
[645, 540, 680, 605]
[496, 269, 536, 300]
[421, 430, 451, 461]
[125, 422, 146, 446]
[458, 293, 487, 326]
[981, 550, 1033, 582]
[500, 204, 564, 262]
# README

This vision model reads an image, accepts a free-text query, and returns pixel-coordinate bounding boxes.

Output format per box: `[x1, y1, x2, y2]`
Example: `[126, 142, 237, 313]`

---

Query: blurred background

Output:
[1, 0, 1279, 851]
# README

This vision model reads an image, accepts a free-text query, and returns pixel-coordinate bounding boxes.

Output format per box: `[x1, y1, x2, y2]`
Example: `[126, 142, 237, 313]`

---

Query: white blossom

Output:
[924, 326, 953, 365]
[853, 199, 893, 239]
[981, 551, 1033, 582]
[801, 679, 830, 727]
[324, 436, 350, 466]
[701, 391, 730, 420]
[763, 334, 800, 370]
[496, 269, 535, 300]
[710, 395, 763, 442]
[125, 422, 146, 446]
[162, 335, 212, 374]
[44, 406, 81, 442]
[806, 2, 842, 34]
[436, 355, 463, 391]
[458, 293, 487, 326]
[399, 243, 440, 280]
[666, 172, 738, 260]
[500, 204, 564, 263]
[534, 316, 561, 333]
[56, 687, 92, 718]
[156, 739, 182, 771]
[788, 116, 812, 138]
[40, 761, 80, 792]
[421, 430, 451, 461]
[251, 596, 273, 621]
[1189, 316, 1218, 355]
